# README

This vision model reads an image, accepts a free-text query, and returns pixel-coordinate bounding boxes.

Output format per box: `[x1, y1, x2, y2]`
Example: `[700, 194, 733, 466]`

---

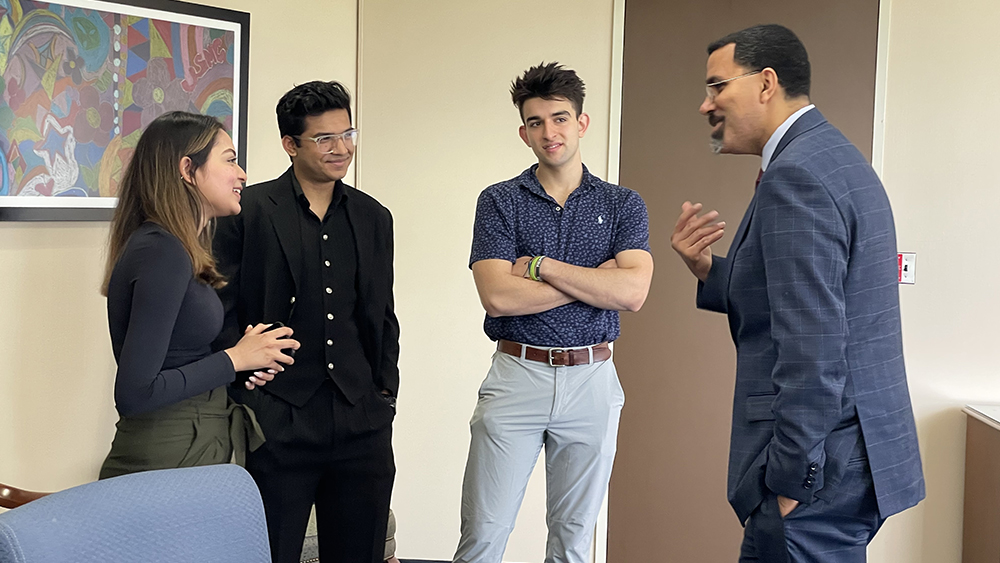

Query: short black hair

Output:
[510, 62, 586, 121]
[708, 24, 811, 99]
[276, 81, 352, 142]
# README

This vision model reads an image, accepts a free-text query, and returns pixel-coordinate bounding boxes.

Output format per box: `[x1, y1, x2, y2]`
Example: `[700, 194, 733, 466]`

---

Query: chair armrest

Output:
[0, 483, 50, 509]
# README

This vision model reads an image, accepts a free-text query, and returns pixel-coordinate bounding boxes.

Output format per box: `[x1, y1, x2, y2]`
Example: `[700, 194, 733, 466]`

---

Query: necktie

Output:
[755, 169, 763, 189]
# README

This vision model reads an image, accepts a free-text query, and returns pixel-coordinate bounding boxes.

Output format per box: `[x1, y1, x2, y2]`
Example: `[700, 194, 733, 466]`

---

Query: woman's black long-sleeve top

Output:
[107, 222, 235, 417]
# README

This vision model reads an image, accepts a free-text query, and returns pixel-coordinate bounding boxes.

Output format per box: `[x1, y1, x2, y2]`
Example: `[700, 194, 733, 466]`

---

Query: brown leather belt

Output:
[498, 340, 611, 366]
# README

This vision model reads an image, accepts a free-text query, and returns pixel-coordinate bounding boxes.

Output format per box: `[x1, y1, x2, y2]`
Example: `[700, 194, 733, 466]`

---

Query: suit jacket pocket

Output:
[746, 394, 777, 422]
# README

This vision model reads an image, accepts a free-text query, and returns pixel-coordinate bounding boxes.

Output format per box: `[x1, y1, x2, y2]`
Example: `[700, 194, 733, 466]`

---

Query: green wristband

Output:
[530, 255, 545, 282]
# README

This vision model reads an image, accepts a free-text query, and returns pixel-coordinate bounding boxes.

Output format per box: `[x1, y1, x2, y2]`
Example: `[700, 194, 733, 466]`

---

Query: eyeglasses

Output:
[705, 71, 762, 101]
[295, 129, 359, 154]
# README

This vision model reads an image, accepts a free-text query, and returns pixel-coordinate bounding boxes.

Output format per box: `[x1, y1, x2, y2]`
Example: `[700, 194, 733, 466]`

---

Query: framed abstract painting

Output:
[0, 0, 249, 220]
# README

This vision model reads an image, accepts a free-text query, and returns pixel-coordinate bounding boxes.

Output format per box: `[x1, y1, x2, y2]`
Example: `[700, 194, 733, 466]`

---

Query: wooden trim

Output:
[0, 483, 49, 510]
[354, 0, 365, 188]
[964, 406, 1000, 432]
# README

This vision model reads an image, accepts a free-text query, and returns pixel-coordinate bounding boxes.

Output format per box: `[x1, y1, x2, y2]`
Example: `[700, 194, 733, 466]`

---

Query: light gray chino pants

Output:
[453, 345, 625, 563]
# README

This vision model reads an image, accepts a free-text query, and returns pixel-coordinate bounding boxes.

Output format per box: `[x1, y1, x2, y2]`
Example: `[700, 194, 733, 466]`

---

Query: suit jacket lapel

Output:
[725, 192, 758, 284]
[727, 109, 826, 292]
[344, 189, 374, 301]
[268, 169, 303, 293]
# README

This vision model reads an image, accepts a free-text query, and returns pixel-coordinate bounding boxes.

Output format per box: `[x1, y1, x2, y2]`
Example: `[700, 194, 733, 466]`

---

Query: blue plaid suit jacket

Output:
[698, 108, 925, 524]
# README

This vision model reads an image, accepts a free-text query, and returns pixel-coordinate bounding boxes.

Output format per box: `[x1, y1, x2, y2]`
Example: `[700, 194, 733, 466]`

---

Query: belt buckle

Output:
[548, 348, 567, 367]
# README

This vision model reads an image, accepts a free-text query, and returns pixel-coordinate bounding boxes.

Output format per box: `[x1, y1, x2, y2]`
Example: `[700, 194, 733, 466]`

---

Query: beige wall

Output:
[357, 1, 613, 559]
[0, 0, 356, 495]
[867, 0, 1000, 561]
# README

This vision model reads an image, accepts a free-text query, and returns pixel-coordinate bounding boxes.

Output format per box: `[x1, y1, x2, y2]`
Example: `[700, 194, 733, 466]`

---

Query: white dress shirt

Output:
[761, 104, 815, 172]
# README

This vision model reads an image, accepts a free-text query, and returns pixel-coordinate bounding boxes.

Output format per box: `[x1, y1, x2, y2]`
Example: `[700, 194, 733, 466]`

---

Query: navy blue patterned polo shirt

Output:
[469, 164, 650, 347]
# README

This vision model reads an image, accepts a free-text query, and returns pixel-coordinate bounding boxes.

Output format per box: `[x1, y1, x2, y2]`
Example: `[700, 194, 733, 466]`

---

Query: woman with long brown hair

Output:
[99, 111, 299, 479]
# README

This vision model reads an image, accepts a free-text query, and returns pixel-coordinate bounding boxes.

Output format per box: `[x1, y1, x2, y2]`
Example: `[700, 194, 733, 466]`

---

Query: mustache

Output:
[708, 113, 724, 127]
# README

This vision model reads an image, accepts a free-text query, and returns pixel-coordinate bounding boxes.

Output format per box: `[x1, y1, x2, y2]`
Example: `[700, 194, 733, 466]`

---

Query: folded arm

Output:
[539, 249, 654, 312]
[472, 259, 576, 317]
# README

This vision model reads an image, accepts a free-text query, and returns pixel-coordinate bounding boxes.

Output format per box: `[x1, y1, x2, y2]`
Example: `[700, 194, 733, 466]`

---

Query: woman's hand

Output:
[246, 368, 276, 390]
[225, 324, 300, 386]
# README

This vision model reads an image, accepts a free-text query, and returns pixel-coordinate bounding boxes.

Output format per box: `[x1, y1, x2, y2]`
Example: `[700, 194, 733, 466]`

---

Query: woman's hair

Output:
[102, 111, 227, 295]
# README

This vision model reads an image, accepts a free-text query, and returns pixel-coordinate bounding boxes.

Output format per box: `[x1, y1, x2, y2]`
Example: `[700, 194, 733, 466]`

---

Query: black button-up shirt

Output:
[287, 174, 372, 392]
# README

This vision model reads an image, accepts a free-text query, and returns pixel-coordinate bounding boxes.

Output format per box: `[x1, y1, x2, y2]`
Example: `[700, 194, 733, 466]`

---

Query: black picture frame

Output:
[0, 0, 250, 221]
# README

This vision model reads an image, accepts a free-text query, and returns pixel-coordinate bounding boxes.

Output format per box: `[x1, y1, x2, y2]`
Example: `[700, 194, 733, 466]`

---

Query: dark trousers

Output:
[739, 458, 884, 563]
[243, 380, 395, 563]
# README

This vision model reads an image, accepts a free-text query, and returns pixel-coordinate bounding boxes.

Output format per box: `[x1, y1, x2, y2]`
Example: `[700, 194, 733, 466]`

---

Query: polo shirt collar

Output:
[519, 163, 596, 201]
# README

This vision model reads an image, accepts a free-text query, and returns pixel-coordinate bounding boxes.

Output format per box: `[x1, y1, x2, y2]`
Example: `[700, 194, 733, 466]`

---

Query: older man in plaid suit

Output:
[671, 25, 925, 563]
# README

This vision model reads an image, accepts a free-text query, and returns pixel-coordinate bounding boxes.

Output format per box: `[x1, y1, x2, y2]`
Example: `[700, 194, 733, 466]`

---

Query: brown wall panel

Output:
[610, 1, 880, 561]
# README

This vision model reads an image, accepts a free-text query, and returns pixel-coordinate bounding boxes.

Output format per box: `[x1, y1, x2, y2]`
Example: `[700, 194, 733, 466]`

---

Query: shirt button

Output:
[327, 363, 334, 370]
[325, 287, 332, 294]
[290, 296, 296, 304]
[555, 206, 562, 211]
[322, 234, 328, 241]
[324, 260, 331, 267]
[326, 339, 333, 346]
[327, 313, 334, 320]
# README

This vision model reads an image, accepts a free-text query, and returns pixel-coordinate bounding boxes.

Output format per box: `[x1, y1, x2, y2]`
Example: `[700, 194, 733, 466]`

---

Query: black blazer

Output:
[212, 167, 399, 408]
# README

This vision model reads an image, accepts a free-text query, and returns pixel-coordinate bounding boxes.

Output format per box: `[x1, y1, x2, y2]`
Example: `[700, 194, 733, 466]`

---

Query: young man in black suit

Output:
[213, 81, 398, 563]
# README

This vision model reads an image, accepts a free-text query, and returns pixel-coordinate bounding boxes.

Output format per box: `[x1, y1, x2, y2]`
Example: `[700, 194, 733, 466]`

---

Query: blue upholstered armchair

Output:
[0, 465, 270, 562]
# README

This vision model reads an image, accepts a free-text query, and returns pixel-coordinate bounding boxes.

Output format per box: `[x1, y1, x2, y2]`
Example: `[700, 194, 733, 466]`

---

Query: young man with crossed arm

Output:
[453, 62, 654, 563]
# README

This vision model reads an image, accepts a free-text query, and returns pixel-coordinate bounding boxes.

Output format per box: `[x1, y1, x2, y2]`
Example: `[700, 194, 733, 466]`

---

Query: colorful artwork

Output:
[0, 0, 247, 219]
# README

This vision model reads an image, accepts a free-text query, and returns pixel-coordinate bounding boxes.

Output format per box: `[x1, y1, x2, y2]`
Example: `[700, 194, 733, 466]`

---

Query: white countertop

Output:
[964, 405, 1000, 431]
